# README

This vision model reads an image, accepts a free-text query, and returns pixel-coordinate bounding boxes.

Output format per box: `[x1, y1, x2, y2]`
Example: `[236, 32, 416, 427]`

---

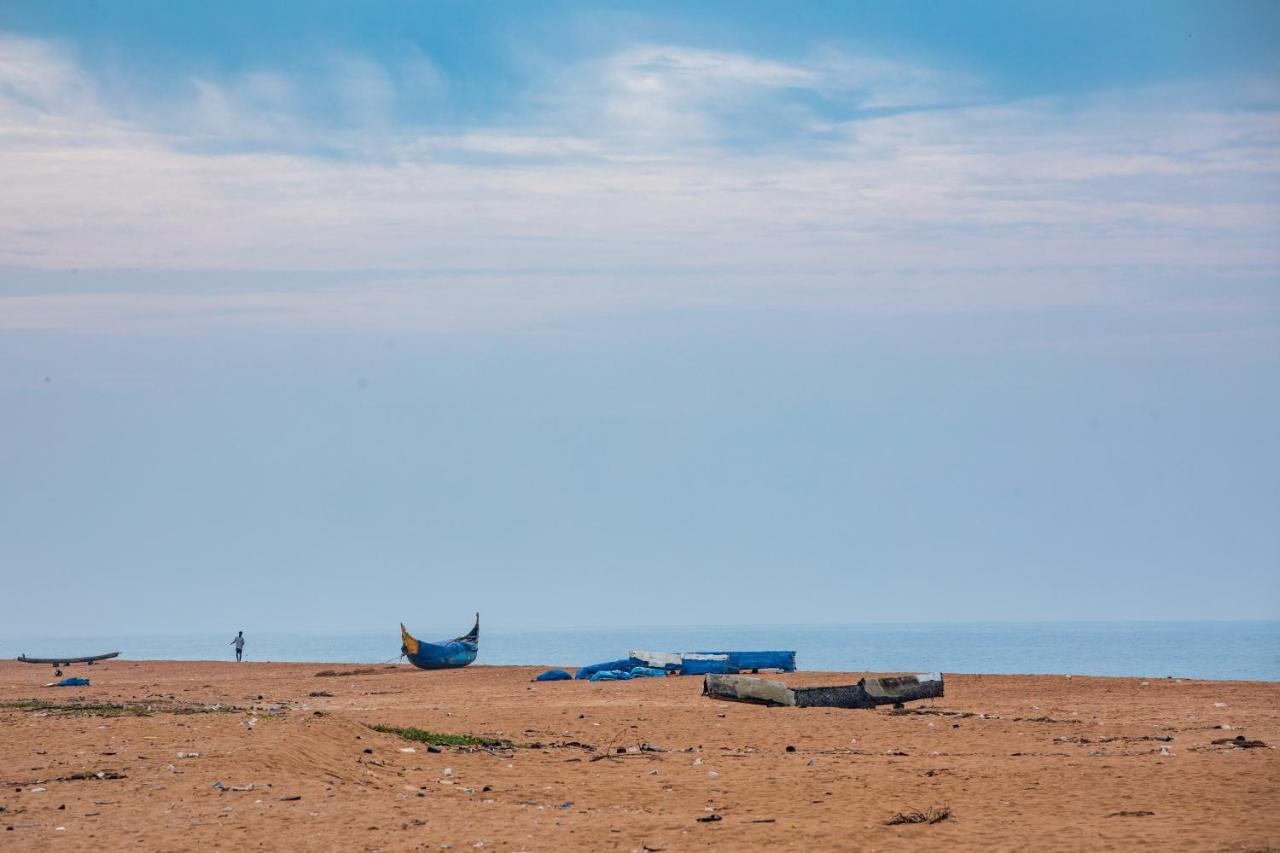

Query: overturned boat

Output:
[400, 614, 479, 670]
[704, 671, 943, 709]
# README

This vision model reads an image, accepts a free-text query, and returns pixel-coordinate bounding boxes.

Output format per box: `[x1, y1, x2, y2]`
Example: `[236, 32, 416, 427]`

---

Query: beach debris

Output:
[211, 781, 225, 792]
[696, 813, 722, 823]
[53, 770, 125, 782]
[1107, 810, 1155, 818]
[704, 672, 943, 709]
[314, 668, 384, 678]
[176, 752, 200, 759]
[785, 745, 796, 752]
[707, 771, 719, 779]
[885, 806, 951, 825]
[308, 691, 334, 698]
[1210, 735, 1268, 749]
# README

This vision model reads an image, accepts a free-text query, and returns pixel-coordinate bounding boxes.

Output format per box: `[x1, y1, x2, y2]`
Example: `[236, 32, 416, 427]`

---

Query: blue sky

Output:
[0, 2, 1277, 636]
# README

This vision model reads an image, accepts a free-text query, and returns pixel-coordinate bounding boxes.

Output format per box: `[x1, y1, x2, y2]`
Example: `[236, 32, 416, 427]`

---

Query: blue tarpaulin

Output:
[54, 677, 90, 687]
[629, 666, 668, 678]
[588, 670, 634, 682]
[575, 659, 636, 680]
[533, 668, 573, 682]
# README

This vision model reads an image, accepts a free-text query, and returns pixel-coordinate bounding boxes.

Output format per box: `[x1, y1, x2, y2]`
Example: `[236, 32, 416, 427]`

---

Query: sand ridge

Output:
[1, 661, 1277, 850]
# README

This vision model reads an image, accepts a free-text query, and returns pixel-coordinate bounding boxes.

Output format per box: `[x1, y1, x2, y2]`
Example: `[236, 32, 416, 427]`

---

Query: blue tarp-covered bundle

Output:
[588, 669, 634, 682]
[53, 677, 90, 687]
[533, 668, 573, 682]
[567, 650, 797, 681]
[575, 659, 636, 680]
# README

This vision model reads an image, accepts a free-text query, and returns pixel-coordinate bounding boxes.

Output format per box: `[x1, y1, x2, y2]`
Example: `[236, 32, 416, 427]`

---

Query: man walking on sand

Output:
[231, 631, 245, 662]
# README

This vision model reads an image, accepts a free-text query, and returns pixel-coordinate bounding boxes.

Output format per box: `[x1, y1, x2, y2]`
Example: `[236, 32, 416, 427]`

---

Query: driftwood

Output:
[703, 672, 943, 709]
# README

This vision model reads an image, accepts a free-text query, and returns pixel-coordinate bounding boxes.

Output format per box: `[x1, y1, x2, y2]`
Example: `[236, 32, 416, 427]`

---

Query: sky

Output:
[1, 1, 1277, 636]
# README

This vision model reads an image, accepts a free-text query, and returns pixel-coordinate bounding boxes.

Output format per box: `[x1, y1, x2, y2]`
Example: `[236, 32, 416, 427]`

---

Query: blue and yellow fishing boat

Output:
[400, 614, 479, 670]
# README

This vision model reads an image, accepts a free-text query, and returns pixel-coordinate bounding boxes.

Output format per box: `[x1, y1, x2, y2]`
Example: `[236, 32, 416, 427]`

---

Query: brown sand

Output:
[1, 661, 1276, 851]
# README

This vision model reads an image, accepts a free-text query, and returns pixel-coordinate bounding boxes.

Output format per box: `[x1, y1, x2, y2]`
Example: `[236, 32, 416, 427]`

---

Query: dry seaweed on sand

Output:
[886, 805, 952, 825]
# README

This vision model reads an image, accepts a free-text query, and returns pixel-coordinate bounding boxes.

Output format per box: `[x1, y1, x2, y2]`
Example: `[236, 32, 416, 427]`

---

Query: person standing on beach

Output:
[231, 631, 245, 662]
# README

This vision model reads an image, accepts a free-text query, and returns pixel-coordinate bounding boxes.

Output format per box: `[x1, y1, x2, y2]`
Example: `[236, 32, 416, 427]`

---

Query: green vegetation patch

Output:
[366, 723, 513, 749]
[1, 699, 239, 717]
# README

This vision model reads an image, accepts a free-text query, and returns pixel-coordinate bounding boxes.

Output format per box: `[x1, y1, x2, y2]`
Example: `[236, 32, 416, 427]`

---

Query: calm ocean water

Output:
[3, 622, 1277, 681]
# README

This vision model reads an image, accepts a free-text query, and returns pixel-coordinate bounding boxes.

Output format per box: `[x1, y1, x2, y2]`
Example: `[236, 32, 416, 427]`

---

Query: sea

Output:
[2, 621, 1277, 682]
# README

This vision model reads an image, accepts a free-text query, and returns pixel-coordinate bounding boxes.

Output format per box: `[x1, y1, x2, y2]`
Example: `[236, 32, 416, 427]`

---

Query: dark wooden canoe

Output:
[704, 671, 944, 708]
[18, 651, 120, 667]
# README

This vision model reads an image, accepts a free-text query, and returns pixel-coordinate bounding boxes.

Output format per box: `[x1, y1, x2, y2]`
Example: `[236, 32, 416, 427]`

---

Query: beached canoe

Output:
[704, 671, 944, 708]
[400, 614, 479, 670]
[18, 651, 120, 667]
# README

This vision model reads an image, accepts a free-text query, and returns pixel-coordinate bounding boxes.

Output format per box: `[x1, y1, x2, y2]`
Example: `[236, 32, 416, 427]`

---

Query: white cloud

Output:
[0, 33, 1276, 335]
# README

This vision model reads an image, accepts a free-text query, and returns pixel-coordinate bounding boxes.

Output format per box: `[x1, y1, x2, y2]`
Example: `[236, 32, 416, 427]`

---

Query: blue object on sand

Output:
[629, 667, 668, 678]
[55, 677, 90, 687]
[588, 669, 634, 682]
[575, 659, 636, 680]
[534, 668, 573, 682]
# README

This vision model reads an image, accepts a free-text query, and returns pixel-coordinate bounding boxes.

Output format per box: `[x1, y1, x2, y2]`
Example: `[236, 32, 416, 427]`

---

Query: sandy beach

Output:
[1, 660, 1276, 851]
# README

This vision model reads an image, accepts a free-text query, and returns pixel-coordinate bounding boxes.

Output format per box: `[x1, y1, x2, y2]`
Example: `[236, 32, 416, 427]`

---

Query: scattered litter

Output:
[1107, 810, 1155, 818]
[176, 752, 200, 759]
[212, 781, 225, 792]
[308, 691, 334, 698]
[885, 806, 951, 825]
[696, 813, 722, 823]
[1210, 735, 1268, 749]
[399, 748, 416, 754]
[707, 771, 719, 779]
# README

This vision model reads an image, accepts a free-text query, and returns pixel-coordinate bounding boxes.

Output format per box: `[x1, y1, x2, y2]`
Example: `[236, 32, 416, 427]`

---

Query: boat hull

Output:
[401, 614, 479, 670]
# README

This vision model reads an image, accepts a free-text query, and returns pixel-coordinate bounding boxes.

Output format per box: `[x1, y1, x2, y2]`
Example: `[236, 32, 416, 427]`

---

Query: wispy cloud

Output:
[0, 32, 1276, 335]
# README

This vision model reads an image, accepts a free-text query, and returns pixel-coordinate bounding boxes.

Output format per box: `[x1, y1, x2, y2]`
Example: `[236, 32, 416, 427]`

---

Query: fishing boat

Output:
[400, 613, 479, 670]
[18, 651, 120, 676]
